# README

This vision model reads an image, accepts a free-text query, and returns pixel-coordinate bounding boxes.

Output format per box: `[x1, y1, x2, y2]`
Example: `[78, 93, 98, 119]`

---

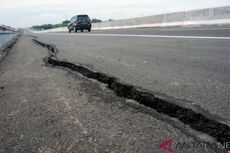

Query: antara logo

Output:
[160, 138, 230, 153]
[159, 138, 174, 152]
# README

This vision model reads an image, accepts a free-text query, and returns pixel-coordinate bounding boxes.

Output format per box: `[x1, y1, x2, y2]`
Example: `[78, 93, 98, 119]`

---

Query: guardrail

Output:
[0, 31, 18, 61]
[93, 5, 230, 29]
[0, 25, 16, 32]
[0, 31, 15, 34]
[0, 32, 17, 48]
[0, 24, 17, 48]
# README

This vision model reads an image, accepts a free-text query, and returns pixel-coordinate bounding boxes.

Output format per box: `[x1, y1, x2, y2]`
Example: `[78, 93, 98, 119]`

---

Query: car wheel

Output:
[88, 28, 91, 32]
[81, 29, 83, 32]
[69, 29, 71, 33]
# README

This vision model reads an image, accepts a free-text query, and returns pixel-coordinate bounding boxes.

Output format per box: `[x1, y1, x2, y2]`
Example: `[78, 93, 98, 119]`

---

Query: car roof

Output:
[70, 15, 89, 20]
[77, 15, 89, 17]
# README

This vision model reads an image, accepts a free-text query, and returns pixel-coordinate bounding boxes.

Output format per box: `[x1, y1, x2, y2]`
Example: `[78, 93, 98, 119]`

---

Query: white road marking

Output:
[40, 33, 230, 40]
[158, 27, 230, 31]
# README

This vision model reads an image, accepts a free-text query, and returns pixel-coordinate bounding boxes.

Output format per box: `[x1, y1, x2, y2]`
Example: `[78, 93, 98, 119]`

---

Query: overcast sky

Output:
[0, 0, 230, 28]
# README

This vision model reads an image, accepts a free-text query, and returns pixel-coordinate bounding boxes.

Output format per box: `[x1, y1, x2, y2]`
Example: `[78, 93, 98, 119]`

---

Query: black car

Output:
[68, 15, 91, 33]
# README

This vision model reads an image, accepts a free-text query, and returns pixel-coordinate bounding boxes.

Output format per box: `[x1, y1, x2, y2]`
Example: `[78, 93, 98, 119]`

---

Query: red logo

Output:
[160, 138, 174, 152]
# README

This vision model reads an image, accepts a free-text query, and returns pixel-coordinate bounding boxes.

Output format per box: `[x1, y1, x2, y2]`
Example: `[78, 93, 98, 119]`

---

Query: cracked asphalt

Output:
[33, 27, 230, 120]
[0, 34, 221, 152]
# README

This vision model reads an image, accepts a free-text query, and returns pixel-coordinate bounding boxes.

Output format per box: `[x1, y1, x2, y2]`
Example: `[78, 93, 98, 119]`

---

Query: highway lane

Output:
[92, 27, 230, 37]
[59, 26, 230, 37]
[31, 27, 230, 120]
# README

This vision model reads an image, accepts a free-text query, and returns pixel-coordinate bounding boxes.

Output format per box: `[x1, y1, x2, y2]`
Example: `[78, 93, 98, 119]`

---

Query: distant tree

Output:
[62, 20, 70, 26]
[91, 19, 102, 23]
[40, 24, 54, 30]
[32, 20, 70, 30]
[54, 23, 63, 28]
[32, 25, 41, 30]
[32, 24, 54, 30]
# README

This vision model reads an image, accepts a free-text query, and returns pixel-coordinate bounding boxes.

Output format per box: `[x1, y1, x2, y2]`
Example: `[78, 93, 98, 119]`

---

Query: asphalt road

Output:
[31, 27, 230, 121]
[90, 27, 230, 37]
[0, 34, 219, 153]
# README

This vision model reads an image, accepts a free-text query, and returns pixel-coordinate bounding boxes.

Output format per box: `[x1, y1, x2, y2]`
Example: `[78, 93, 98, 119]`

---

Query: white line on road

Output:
[157, 27, 230, 31]
[41, 33, 230, 40]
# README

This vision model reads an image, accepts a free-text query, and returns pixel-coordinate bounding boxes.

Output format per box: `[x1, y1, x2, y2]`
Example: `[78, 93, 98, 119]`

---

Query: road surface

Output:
[0, 34, 220, 152]
[30, 27, 230, 121]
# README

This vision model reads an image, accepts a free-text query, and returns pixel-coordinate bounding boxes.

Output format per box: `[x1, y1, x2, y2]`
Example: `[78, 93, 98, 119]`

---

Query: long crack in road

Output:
[33, 37, 230, 144]
[0, 31, 228, 153]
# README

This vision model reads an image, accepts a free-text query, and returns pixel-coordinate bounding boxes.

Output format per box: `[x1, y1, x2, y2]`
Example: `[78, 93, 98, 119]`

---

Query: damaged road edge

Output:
[33, 38, 230, 144]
